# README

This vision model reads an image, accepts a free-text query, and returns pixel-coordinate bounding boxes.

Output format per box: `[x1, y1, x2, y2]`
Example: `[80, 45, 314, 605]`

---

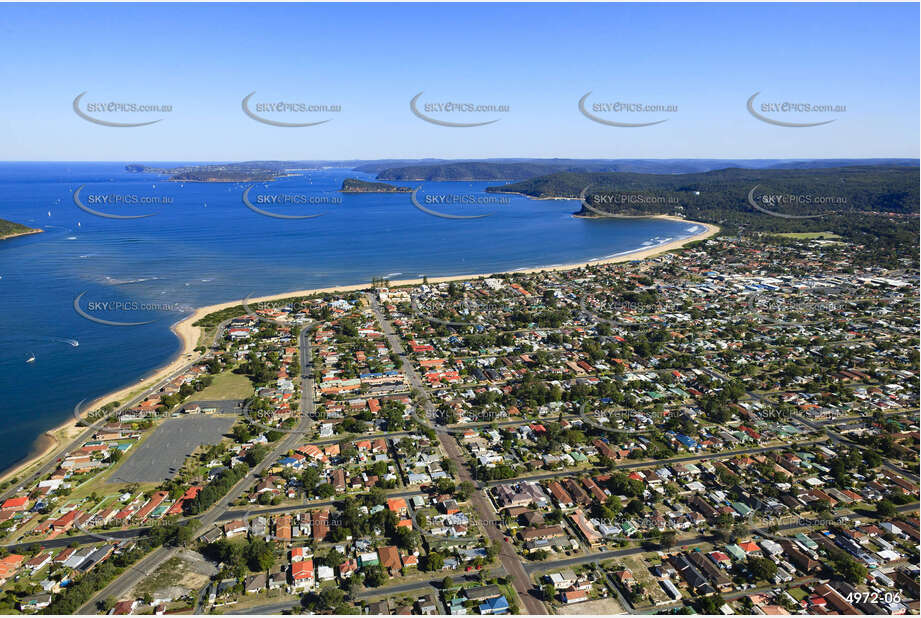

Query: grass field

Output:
[189, 370, 254, 401]
[771, 231, 842, 239]
[788, 587, 809, 601]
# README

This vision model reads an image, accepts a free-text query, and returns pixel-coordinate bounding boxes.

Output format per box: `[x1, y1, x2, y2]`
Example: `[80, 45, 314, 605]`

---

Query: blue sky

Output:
[0, 3, 917, 161]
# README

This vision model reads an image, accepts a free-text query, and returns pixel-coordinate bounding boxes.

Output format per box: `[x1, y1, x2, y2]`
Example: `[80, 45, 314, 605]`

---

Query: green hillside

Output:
[0, 218, 40, 240]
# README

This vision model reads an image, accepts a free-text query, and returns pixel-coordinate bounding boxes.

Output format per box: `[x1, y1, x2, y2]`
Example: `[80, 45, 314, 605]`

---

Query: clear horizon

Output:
[1, 2, 918, 161]
[2, 157, 918, 164]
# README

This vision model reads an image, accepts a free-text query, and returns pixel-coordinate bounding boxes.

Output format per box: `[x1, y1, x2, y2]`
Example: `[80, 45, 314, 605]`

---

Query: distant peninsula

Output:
[340, 178, 412, 193]
[0, 218, 41, 241]
[125, 158, 920, 184]
[369, 158, 920, 182]
[126, 163, 281, 183]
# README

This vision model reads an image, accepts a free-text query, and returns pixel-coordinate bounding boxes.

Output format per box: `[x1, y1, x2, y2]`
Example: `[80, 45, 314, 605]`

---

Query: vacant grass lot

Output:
[556, 596, 625, 615]
[134, 550, 217, 599]
[189, 370, 254, 401]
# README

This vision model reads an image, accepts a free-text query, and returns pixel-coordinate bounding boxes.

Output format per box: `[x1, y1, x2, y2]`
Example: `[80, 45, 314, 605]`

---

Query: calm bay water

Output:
[0, 162, 700, 473]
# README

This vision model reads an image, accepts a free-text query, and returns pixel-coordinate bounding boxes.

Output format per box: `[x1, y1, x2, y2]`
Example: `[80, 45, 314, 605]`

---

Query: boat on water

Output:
[26, 352, 35, 363]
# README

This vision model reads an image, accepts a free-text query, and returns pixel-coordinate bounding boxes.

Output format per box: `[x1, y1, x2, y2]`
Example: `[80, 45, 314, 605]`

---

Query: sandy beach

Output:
[0, 218, 718, 484]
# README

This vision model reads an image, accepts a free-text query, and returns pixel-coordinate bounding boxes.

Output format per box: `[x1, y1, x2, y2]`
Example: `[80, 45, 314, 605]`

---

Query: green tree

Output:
[319, 587, 345, 610]
[876, 499, 896, 518]
[747, 556, 777, 582]
[697, 595, 725, 614]
[246, 538, 276, 572]
[364, 565, 386, 587]
[421, 552, 444, 572]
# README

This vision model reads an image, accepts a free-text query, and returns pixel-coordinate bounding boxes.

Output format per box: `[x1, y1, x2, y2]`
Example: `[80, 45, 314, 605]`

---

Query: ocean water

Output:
[0, 162, 698, 473]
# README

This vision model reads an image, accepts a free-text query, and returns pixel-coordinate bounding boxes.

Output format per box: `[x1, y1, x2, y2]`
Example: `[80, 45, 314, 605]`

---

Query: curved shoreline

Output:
[0, 218, 718, 484]
[0, 228, 43, 241]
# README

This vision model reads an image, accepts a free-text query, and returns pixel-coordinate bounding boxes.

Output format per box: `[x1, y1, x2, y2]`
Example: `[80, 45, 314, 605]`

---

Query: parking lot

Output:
[107, 415, 237, 484]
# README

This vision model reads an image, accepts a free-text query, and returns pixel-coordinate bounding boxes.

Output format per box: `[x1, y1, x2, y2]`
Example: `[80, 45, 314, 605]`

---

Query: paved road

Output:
[234, 599, 300, 615]
[3, 476, 427, 552]
[524, 502, 920, 576]
[5, 435, 821, 554]
[8, 433, 819, 551]
[796, 412, 921, 484]
[7, 528, 150, 553]
[220, 489, 424, 522]
[370, 295, 547, 615]
[237, 569, 506, 615]
[79, 322, 318, 614]
[484, 439, 825, 488]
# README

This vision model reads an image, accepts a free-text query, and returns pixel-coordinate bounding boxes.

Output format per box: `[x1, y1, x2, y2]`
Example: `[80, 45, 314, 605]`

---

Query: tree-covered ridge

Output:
[487, 166, 917, 212]
[375, 159, 919, 181]
[340, 178, 411, 192]
[374, 160, 751, 181]
[487, 166, 919, 253]
[123, 158, 919, 182]
[376, 162, 569, 181]
[372, 161, 698, 181]
[0, 217, 39, 240]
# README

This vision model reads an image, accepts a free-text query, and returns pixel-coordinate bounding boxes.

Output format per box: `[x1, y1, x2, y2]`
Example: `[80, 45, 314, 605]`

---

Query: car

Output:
[504, 536, 510, 542]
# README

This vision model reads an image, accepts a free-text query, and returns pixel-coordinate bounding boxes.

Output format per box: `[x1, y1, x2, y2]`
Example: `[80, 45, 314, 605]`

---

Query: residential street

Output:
[370, 294, 547, 615]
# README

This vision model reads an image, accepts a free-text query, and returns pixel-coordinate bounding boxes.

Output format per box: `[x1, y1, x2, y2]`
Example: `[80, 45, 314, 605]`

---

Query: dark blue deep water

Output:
[0, 162, 701, 472]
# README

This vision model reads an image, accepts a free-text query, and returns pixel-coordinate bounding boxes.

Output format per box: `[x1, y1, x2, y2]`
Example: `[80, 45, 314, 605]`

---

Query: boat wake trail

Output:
[0, 335, 79, 348]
